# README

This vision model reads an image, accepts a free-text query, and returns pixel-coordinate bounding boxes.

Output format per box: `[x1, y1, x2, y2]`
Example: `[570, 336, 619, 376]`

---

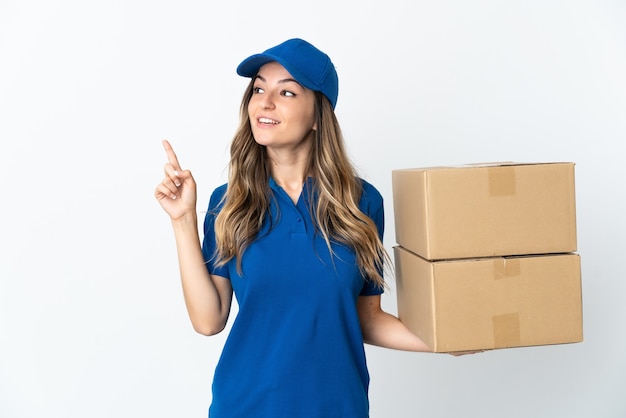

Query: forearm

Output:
[358, 296, 431, 352]
[363, 311, 431, 352]
[171, 213, 231, 335]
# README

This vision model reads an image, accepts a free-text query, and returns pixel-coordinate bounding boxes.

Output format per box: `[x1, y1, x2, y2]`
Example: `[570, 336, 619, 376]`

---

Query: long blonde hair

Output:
[213, 80, 388, 288]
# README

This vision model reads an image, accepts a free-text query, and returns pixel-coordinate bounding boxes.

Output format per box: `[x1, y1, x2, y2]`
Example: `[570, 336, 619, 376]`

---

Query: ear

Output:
[312, 122, 317, 131]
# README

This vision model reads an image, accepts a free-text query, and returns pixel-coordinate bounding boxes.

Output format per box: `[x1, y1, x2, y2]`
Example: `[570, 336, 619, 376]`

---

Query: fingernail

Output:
[175, 181, 181, 187]
[173, 170, 179, 176]
[171, 194, 177, 200]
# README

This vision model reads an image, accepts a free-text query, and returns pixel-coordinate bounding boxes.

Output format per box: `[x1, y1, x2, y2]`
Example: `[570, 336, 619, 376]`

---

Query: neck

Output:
[267, 148, 312, 204]
[266, 136, 312, 192]
[269, 157, 307, 199]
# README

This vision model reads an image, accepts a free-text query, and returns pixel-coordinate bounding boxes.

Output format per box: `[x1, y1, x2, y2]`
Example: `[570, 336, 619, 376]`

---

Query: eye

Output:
[253, 86, 264, 94]
[281, 90, 296, 97]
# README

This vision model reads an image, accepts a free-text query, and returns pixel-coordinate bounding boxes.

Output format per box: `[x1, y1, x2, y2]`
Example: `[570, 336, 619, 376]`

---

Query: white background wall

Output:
[1, 1, 624, 417]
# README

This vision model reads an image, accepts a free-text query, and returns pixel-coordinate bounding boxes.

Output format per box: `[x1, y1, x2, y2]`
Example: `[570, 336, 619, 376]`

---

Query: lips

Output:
[258, 117, 279, 125]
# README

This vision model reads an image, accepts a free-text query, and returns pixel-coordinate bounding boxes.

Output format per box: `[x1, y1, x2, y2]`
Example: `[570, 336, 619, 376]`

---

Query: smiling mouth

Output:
[258, 117, 279, 125]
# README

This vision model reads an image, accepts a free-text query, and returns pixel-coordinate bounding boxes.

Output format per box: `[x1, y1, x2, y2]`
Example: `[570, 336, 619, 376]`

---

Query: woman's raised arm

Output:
[155, 140, 233, 335]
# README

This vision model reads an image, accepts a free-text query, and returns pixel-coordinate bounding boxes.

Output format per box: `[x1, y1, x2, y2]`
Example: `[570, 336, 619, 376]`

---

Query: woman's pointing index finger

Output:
[162, 139, 182, 171]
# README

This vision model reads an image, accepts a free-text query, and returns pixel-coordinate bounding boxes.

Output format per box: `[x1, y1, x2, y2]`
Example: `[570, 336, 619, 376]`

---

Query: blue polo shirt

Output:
[201, 177, 385, 418]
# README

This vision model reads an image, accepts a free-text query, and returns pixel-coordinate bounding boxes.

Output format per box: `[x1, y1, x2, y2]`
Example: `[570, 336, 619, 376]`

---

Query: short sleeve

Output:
[357, 179, 386, 296]
[201, 184, 230, 279]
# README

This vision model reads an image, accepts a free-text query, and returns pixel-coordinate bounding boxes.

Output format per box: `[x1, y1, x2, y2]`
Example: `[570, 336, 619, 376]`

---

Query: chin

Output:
[252, 136, 272, 146]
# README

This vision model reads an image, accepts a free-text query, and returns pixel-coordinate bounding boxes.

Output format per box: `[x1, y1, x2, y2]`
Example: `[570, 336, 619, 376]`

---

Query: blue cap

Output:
[237, 38, 339, 109]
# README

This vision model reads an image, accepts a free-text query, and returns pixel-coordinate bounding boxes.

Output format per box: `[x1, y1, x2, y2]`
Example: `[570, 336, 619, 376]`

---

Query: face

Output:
[248, 62, 317, 151]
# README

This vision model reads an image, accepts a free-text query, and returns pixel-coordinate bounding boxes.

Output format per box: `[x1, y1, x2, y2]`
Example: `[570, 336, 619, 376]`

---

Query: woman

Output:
[155, 38, 431, 418]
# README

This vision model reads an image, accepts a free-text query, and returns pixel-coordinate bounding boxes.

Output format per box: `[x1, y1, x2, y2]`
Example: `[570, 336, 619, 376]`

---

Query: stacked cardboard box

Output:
[391, 162, 583, 352]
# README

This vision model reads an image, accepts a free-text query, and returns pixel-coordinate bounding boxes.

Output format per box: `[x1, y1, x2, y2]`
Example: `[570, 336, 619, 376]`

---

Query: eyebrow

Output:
[254, 74, 302, 87]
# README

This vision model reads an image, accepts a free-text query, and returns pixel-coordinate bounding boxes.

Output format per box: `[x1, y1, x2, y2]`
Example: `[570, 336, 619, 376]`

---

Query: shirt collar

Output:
[268, 176, 315, 204]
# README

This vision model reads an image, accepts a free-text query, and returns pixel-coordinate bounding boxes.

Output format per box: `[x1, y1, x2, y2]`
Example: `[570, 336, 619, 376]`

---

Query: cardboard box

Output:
[394, 246, 583, 352]
[392, 162, 577, 260]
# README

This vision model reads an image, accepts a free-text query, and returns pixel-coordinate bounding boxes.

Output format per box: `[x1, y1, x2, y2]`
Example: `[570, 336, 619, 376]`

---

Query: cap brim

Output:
[236, 53, 317, 92]
[236, 54, 276, 78]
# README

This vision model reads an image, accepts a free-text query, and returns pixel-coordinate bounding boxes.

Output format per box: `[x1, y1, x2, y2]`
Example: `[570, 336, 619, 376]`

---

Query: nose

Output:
[258, 91, 276, 109]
